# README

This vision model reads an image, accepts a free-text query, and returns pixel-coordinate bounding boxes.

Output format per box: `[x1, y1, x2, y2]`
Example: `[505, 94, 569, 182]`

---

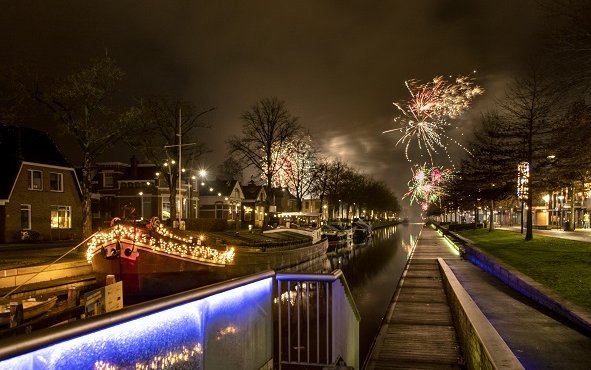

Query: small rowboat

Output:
[0, 297, 58, 326]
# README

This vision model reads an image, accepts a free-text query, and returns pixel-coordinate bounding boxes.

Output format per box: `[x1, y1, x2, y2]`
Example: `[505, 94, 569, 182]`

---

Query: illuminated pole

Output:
[197, 169, 207, 219]
[178, 108, 182, 227]
[163, 108, 195, 228]
[138, 192, 144, 219]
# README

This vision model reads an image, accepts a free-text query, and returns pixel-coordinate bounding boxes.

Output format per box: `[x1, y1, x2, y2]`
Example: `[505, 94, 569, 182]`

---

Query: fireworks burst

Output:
[384, 74, 483, 164]
[404, 165, 452, 206]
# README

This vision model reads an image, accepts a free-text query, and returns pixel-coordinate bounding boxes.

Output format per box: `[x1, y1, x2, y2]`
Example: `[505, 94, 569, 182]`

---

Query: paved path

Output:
[365, 227, 464, 369]
[446, 258, 591, 369]
[497, 225, 591, 243]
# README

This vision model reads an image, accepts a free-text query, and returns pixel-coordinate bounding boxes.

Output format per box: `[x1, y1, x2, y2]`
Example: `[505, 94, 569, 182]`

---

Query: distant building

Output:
[241, 180, 266, 228]
[0, 125, 82, 242]
[90, 156, 160, 228]
[267, 187, 298, 213]
[198, 179, 244, 222]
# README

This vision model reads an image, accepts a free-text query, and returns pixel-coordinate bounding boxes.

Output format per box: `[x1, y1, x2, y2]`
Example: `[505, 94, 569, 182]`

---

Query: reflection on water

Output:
[329, 223, 423, 365]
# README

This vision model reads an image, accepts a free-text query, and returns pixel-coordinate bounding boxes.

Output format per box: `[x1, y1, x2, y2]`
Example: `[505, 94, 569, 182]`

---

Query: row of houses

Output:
[0, 125, 319, 243]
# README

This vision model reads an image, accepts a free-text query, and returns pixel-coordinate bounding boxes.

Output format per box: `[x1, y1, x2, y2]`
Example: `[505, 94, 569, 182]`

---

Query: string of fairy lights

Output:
[86, 224, 235, 265]
[385, 74, 483, 210]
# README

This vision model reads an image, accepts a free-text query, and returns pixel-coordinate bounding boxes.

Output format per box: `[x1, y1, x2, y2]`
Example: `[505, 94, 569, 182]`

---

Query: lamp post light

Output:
[138, 191, 144, 220]
[195, 169, 207, 219]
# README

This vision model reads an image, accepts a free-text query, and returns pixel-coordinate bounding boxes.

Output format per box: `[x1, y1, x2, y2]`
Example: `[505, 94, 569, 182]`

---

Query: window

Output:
[50, 172, 63, 192]
[162, 200, 170, 220]
[20, 204, 31, 230]
[215, 203, 224, 219]
[103, 173, 114, 188]
[50, 205, 71, 229]
[28, 170, 43, 190]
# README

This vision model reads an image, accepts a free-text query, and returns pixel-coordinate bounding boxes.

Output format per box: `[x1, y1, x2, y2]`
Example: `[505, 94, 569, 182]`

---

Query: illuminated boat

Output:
[87, 220, 329, 302]
[0, 297, 58, 326]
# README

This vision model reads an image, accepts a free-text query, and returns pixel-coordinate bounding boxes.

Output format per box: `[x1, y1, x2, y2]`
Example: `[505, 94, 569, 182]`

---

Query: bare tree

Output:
[277, 134, 318, 211]
[460, 111, 518, 231]
[123, 96, 214, 223]
[542, 0, 591, 92]
[0, 65, 31, 124]
[500, 60, 563, 240]
[227, 97, 302, 228]
[218, 156, 244, 182]
[35, 55, 125, 237]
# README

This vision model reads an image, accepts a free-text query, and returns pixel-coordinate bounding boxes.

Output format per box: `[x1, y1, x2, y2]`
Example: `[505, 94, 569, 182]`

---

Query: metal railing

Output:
[0, 269, 360, 370]
[276, 270, 360, 369]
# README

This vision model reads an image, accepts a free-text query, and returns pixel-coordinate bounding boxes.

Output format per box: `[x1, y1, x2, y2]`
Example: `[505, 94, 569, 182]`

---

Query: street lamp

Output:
[138, 192, 144, 220]
[195, 169, 207, 219]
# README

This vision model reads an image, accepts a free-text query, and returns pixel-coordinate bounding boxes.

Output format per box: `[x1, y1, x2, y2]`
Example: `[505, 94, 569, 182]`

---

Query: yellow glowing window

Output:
[50, 205, 71, 229]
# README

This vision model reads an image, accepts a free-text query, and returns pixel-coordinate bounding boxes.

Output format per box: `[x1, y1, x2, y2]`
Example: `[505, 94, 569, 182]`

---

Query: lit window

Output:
[103, 173, 114, 188]
[162, 200, 170, 220]
[50, 172, 63, 192]
[50, 205, 72, 229]
[28, 170, 43, 190]
[20, 204, 31, 230]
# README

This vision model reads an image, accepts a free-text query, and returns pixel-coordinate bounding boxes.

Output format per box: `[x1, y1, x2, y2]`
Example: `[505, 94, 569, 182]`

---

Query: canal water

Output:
[328, 223, 423, 366]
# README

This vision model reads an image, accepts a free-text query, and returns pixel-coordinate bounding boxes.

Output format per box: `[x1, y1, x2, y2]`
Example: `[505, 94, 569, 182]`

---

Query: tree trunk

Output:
[489, 199, 494, 232]
[525, 195, 533, 240]
[81, 153, 93, 238]
[569, 185, 576, 231]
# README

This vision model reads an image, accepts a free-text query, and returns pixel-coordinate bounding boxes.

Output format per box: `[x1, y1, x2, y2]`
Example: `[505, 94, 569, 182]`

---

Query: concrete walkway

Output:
[446, 258, 591, 369]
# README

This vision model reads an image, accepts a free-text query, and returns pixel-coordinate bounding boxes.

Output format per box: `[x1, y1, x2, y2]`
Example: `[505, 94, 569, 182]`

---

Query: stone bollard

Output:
[9, 302, 23, 328]
[106, 274, 116, 285]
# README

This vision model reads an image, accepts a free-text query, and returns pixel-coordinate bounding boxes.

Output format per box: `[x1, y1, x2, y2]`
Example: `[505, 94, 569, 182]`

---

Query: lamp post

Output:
[138, 192, 144, 220]
[558, 194, 565, 230]
[193, 169, 207, 219]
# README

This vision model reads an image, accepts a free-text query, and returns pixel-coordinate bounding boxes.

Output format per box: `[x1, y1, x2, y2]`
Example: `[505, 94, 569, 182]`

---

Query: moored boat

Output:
[87, 219, 328, 302]
[0, 297, 58, 326]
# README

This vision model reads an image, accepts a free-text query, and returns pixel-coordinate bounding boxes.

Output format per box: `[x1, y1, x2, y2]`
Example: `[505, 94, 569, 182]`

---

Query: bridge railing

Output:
[276, 270, 360, 370]
[0, 271, 275, 370]
[0, 269, 359, 370]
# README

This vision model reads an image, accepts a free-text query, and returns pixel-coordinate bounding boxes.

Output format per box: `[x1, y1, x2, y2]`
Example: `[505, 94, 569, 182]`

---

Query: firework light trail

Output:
[404, 164, 453, 207]
[384, 74, 483, 164]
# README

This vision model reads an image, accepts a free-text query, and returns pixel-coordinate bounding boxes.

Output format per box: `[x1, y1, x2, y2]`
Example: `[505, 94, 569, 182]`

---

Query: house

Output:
[241, 180, 266, 228]
[0, 125, 82, 242]
[91, 157, 161, 228]
[267, 187, 298, 213]
[198, 179, 244, 223]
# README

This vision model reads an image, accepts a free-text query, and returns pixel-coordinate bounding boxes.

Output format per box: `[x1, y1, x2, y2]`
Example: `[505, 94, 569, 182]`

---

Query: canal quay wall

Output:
[439, 258, 523, 370]
[0, 261, 94, 299]
[442, 228, 591, 338]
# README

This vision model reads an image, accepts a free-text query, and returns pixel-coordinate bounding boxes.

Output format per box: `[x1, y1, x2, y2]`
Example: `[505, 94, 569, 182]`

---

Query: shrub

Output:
[18, 229, 42, 242]
[185, 218, 229, 232]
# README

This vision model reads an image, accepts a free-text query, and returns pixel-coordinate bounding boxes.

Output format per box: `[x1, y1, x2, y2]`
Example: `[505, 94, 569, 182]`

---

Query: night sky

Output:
[1, 1, 549, 216]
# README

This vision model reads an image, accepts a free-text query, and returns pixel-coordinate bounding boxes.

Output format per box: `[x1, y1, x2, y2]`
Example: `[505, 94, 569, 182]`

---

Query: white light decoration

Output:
[517, 162, 529, 200]
[86, 224, 235, 265]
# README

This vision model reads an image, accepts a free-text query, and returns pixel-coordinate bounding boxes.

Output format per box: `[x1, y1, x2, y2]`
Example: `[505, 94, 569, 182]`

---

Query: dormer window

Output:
[28, 170, 43, 190]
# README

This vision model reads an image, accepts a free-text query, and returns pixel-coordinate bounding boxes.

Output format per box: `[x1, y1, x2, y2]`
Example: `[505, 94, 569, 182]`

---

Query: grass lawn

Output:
[457, 228, 591, 312]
